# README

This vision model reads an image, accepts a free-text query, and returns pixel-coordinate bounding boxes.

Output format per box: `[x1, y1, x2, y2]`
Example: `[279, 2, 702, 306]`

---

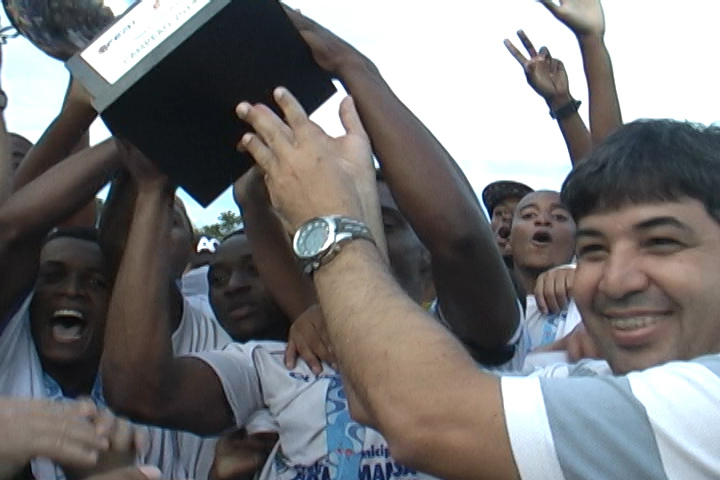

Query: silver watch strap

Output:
[305, 216, 375, 275]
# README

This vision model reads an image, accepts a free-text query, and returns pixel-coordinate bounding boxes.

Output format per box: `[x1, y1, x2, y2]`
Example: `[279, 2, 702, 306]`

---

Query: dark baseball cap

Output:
[481, 180, 534, 215]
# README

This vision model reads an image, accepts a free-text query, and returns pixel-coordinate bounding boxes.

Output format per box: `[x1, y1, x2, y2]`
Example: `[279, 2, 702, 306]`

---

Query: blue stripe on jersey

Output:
[539, 376, 668, 480]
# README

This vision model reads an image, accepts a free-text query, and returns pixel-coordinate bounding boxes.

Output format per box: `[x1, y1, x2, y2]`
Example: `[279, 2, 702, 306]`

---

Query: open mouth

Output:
[531, 230, 553, 246]
[497, 225, 511, 240]
[50, 309, 87, 343]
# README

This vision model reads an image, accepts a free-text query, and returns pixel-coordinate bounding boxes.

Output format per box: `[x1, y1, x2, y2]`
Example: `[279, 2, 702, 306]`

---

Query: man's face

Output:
[509, 191, 575, 272]
[573, 199, 720, 374]
[208, 234, 287, 342]
[490, 197, 521, 256]
[30, 237, 110, 368]
[377, 182, 428, 303]
[169, 199, 194, 279]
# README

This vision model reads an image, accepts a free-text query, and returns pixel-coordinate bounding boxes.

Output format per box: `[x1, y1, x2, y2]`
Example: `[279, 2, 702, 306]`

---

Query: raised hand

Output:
[0, 398, 107, 477]
[282, 7, 362, 76]
[539, 0, 605, 37]
[236, 87, 374, 233]
[504, 31, 571, 105]
[116, 140, 169, 192]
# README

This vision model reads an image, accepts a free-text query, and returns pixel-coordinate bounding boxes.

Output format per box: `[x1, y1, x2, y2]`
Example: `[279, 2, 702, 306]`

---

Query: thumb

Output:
[137, 466, 162, 480]
[539, 46, 552, 59]
[339, 96, 367, 140]
[285, 340, 299, 369]
[538, 0, 561, 17]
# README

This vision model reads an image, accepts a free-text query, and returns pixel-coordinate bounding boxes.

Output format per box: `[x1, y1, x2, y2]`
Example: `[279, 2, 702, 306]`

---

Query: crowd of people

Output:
[1, 0, 719, 479]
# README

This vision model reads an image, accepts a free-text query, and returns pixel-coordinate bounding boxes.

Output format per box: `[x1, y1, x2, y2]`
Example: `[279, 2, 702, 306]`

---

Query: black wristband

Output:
[549, 98, 581, 120]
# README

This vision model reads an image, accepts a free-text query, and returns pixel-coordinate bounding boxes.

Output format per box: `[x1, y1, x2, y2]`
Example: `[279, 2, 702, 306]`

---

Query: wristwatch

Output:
[0, 90, 8, 111]
[549, 98, 582, 120]
[293, 215, 375, 275]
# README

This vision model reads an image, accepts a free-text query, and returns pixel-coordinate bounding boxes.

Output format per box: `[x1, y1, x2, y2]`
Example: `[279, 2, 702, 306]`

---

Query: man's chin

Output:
[607, 348, 676, 375]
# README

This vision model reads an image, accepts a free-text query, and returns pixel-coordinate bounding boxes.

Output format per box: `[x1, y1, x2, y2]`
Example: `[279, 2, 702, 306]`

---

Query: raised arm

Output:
[504, 30, 592, 164]
[233, 167, 315, 320]
[237, 88, 516, 480]
[12, 79, 96, 191]
[286, 10, 519, 361]
[0, 139, 119, 320]
[101, 149, 238, 436]
[540, 0, 622, 144]
[0, 44, 12, 205]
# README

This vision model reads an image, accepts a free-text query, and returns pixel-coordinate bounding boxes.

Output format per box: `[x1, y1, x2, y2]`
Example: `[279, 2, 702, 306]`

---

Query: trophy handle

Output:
[0, 25, 19, 44]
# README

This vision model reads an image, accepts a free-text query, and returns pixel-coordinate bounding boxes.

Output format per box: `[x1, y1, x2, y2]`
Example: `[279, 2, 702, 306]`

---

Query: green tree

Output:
[197, 210, 243, 239]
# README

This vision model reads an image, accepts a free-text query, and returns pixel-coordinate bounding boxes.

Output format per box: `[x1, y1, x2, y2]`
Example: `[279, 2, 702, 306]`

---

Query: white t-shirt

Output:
[502, 355, 720, 479]
[432, 299, 529, 372]
[191, 341, 441, 480]
[181, 265, 211, 301]
[523, 296, 582, 351]
[0, 293, 233, 480]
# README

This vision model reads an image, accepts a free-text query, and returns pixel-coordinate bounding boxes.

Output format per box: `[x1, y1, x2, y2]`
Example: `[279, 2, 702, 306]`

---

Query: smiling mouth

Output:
[51, 309, 87, 343]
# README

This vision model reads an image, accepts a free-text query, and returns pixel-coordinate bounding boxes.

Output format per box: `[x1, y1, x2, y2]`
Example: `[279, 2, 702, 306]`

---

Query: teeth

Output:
[610, 316, 661, 331]
[53, 309, 84, 320]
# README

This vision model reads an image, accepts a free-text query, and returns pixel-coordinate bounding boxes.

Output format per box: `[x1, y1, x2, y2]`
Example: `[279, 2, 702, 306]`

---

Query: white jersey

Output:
[502, 355, 720, 479]
[181, 265, 211, 301]
[191, 341, 441, 480]
[432, 299, 529, 372]
[0, 293, 232, 480]
[523, 296, 582, 350]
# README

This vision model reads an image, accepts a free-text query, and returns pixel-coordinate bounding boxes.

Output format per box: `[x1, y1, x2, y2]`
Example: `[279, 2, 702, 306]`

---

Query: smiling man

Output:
[232, 82, 720, 479]
[29, 227, 110, 398]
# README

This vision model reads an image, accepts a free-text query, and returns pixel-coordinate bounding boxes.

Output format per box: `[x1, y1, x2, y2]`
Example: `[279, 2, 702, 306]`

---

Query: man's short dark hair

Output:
[43, 226, 100, 247]
[561, 119, 720, 223]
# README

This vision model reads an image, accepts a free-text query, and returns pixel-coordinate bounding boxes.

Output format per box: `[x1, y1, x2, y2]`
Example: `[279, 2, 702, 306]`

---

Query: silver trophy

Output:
[3, 1, 137, 58]
[2, 0, 336, 206]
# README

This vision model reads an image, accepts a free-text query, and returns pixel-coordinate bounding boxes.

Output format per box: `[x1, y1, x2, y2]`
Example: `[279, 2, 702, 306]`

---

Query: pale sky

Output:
[3, 0, 719, 227]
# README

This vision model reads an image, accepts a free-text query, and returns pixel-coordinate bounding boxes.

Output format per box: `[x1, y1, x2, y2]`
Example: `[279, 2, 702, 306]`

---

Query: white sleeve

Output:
[502, 356, 720, 479]
[187, 343, 265, 429]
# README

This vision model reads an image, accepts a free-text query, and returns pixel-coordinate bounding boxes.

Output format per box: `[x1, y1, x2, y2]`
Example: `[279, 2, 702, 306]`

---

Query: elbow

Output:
[375, 410, 439, 471]
[345, 394, 433, 469]
[102, 366, 169, 425]
[0, 213, 23, 246]
[431, 220, 494, 262]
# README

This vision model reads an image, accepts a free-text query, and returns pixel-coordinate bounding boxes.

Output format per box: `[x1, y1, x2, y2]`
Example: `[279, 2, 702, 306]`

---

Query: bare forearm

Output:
[579, 34, 621, 144]
[337, 59, 482, 254]
[98, 170, 137, 276]
[0, 113, 11, 206]
[13, 101, 96, 191]
[548, 95, 593, 165]
[239, 190, 315, 318]
[0, 139, 118, 244]
[102, 186, 176, 416]
[558, 114, 593, 164]
[314, 242, 515, 479]
[338, 58, 519, 351]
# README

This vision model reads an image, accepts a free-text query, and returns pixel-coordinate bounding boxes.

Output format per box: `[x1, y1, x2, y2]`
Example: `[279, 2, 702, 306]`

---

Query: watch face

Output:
[295, 219, 331, 259]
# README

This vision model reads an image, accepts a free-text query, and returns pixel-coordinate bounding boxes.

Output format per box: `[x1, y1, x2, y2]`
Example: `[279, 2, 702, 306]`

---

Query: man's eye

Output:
[88, 277, 109, 289]
[38, 270, 63, 284]
[645, 237, 684, 253]
[576, 244, 607, 261]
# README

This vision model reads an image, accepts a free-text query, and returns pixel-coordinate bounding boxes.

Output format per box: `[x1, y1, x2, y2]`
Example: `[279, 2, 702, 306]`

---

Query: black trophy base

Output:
[69, 0, 336, 206]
